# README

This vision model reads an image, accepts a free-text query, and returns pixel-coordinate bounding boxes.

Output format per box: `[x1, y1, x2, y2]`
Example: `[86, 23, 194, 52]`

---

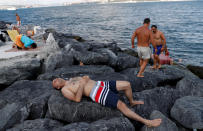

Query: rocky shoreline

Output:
[0, 21, 203, 131]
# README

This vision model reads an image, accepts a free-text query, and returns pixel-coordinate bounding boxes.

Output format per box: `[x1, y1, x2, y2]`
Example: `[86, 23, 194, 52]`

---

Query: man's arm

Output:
[131, 31, 137, 48]
[61, 76, 89, 102]
[62, 84, 84, 102]
[160, 32, 166, 52]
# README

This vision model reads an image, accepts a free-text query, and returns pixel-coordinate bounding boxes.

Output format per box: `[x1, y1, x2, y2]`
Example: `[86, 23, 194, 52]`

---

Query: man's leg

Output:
[116, 81, 144, 106]
[139, 59, 143, 67]
[117, 100, 162, 127]
[157, 56, 161, 69]
[137, 59, 149, 77]
[153, 54, 158, 69]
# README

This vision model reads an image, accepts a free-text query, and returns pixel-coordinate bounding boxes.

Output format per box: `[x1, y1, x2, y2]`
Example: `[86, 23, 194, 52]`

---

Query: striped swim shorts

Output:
[89, 81, 119, 108]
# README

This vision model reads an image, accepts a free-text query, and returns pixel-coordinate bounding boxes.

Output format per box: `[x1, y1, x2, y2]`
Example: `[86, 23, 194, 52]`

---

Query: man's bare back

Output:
[135, 26, 151, 47]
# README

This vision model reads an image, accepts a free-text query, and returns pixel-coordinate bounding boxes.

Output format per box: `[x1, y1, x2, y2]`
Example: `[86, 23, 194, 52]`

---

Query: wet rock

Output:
[0, 80, 56, 119]
[38, 65, 115, 80]
[0, 103, 29, 131]
[171, 96, 203, 129]
[121, 66, 184, 92]
[7, 118, 64, 131]
[59, 117, 134, 131]
[141, 110, 179, 131]
[0, 58, 41, 87]
[47, 92, 122, 123]
[187, 65, 203, 79]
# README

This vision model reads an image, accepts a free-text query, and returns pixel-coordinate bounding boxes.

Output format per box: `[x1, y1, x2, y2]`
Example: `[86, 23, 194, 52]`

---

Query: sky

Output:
[0, 0, 86, 5]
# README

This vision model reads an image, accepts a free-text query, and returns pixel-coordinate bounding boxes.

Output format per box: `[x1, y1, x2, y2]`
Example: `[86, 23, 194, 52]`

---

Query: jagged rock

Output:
[0, 103, 29, 131]
[38, 65, 115, 80]
[121, 66, 185, 92]
[7, 119, 64, 131]
[171, 96, 203, 129]
[0, 80, 56, 119]
[42, 51, 73, 73]
[0, 58, 41, 87]
[47, 91, 122, 123]
[59, 117, 134, 131]
[141, 110, 179, 131]
[187, 65, 203, 79]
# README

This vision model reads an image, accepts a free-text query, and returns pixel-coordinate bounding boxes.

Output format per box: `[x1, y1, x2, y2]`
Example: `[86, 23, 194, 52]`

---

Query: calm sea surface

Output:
[0, 1, 203, 66]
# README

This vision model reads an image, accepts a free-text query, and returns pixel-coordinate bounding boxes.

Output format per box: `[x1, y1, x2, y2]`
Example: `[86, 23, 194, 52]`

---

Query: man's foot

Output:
[157, 65, 161, 69]
[130, 100, 144, 107]
[145, 119, 162, 127]
[150, 65, 157, 69]
[137, 74, 144, 77]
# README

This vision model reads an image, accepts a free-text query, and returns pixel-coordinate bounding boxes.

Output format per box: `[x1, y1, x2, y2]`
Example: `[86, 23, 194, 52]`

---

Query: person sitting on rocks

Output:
[13, 34, 37, 50]
[52, 76, 162, 127]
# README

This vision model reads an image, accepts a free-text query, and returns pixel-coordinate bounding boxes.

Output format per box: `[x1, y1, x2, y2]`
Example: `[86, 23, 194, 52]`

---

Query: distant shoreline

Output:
[0, 0, 197, 10]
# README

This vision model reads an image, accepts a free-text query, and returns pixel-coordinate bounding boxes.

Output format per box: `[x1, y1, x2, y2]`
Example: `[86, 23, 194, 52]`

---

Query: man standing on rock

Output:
[151, 25, 166, 69]
[52, 76, 162, 127]
[131, 18, 156, 77]
[16, 13, 21, 27]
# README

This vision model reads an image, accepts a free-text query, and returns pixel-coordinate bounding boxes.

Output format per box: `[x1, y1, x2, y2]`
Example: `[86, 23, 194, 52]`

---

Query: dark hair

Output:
[151, 25, 157, 28]
[31, 43, 37, 48]
[143, 18, 150, 24]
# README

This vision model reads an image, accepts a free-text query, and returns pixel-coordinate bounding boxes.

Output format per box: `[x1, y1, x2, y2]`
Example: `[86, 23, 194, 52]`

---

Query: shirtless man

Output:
[151, 25, 166, 69]
[131, 18, 156, 77]
[52, 76, 162, 127]
[16, 13, 21, 27]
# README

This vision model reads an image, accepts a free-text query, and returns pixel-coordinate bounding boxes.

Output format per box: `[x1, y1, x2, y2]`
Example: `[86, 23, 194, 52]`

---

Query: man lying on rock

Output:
[12, 34, 37, 50]
[52, 76, 162, 127]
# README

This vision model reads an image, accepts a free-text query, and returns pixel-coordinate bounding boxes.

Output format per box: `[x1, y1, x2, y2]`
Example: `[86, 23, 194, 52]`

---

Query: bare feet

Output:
[151, 65, 157, 69]
[80, 62, 84, 66]
[145, 119, 162, 127]
[157, 64, 161, 69]
[137, 73, 144, 77]
[130, 100, 144, 107]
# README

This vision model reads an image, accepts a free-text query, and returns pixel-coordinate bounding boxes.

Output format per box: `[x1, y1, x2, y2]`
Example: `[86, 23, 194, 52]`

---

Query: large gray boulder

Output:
[38, 65, 115, 80]
[121, 66, 185, 92]
[176, 77, 203, 97]
[0, 103, 29, 131]
[141, 110, 179, 131]
[110, 52, 139, 71]
[171, 96, 203, 129]
[58, 117, 135, 131]
[0, 58, 41, 87]
[7, 119, 64, 131]
[129, 86, 180, 120]
[0, 80, 56, 119]
[47, 91, 122, 123]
